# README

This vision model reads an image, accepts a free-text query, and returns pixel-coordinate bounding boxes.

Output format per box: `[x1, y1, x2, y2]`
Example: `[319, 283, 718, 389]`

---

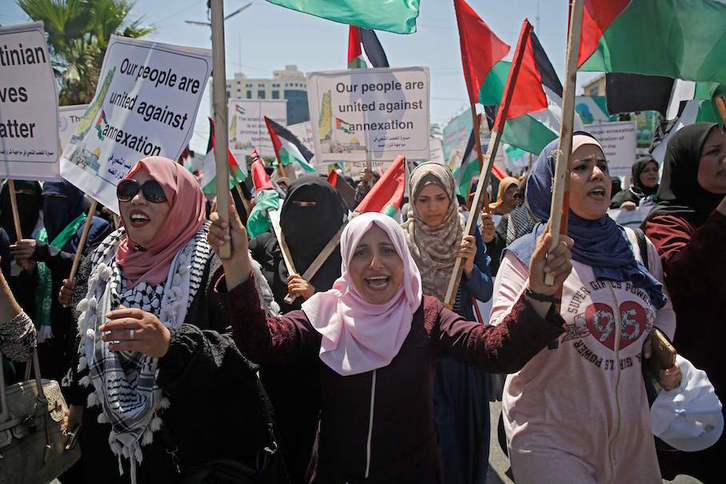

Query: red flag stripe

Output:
[348, 25, 363, 64]
[577, 0, 630, 67]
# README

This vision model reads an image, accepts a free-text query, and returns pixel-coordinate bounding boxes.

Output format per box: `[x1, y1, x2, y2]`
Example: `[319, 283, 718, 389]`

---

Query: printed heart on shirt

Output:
[585, 301, 648, 351]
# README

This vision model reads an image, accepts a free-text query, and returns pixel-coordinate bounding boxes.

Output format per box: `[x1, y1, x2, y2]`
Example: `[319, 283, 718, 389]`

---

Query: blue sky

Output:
[1, 0, 599, 152]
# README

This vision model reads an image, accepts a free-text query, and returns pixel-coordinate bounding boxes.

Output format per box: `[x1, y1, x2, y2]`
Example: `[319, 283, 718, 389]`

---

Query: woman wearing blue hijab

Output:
[489, 132, 681, 483]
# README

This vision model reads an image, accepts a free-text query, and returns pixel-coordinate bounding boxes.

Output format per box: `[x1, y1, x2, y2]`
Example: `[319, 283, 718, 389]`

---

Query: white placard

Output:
[228, 99, 287, 160]
[58, 104, 88, 153]
[307, 66, 430, 163]
[60, 35, 211, 213]
[585, 121, 637, 182]
[0, 22, 59, 181]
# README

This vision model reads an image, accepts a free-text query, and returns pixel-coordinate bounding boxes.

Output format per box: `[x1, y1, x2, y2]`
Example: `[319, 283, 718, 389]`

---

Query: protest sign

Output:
[429, 135, 444, 163]
[584, 120, 637, 183]
[307, 66, 430, 163]
[58, 104, 88, 152]
[607, 203, 654, 228]
[60, 35, 211, 213]
[228, 99, 287, 160]
[0, 22, 59, 181]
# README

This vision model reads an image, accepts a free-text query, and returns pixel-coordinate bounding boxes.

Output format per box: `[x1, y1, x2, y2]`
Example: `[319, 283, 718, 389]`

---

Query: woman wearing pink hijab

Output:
[209, 206, 574, 482]
[62, 157, 283, 484]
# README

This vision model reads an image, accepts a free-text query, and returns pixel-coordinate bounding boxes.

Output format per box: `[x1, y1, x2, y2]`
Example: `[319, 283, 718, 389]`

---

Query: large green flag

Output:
[578, 0, 726, 84]
[266, 0, 419, 34]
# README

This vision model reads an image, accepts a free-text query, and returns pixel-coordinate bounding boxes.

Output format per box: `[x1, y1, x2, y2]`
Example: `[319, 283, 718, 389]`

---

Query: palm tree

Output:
[17, 0, 153, 105]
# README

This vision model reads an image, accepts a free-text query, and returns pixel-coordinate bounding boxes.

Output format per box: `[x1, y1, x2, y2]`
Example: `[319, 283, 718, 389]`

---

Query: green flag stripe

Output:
[580, 0, 726, 84]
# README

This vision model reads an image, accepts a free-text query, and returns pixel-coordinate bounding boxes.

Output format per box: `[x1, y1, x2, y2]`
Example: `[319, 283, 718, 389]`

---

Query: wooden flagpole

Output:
[68, 200, 98, 281]
[211, 0, 232, 259]
[444, 20, 533, 308]
[715, 95, 726, 125]
[6, 181, 23, 241]
[283, 223, 345, 304]
[269, 209, 297, 277]
[544, 0, 584, 286]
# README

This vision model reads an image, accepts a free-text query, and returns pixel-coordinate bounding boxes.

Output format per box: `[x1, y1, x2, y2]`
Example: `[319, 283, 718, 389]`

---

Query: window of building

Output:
[246, 90, 252, 99]
[258, 90, 266, 99]
[272, 90, 280, 99]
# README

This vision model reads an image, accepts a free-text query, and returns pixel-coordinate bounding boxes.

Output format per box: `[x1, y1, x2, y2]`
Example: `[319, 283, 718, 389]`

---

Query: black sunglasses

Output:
[116, 179, 167, 203]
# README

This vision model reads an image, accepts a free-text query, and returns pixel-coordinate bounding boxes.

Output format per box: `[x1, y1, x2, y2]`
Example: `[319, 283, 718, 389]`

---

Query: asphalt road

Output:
[486, 401, 703, 484]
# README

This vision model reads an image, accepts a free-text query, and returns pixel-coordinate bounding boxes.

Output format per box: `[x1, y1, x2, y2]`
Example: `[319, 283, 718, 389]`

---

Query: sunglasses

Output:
[116, 179, 167, 204]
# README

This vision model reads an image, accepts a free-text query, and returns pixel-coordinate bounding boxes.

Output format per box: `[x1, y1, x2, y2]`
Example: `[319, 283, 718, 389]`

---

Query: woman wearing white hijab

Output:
[209, 205, 573, 482]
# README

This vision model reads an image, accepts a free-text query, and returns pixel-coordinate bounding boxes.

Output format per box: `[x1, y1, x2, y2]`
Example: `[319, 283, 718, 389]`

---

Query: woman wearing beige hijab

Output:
[402, 162, 494, 484]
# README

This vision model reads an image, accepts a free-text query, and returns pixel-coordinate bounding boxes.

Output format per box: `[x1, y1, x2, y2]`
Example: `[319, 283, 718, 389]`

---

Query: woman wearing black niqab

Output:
[643, 123, 726, 482]
[248, 175, 348, 482]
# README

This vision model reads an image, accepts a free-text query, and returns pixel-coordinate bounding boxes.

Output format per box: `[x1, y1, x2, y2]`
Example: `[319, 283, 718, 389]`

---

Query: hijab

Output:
[402, 162, 465, 300]
[647, 123, 722, 226]
[508, 133, 667, 309]
[116, 156, 205, 288]
[630, 157, 659, 198]
[489, 176, 520, 212]
[0, 180, 41, 243]
[41, 180, 85, 242]
[279, 176, 348, 292]
[302, 212, 423, 376]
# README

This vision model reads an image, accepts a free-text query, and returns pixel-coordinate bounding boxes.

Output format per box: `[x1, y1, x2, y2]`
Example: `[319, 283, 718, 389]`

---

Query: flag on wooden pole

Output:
[355, 155, 405, 217]
[202, 117, 247, 195]
[264, 116, 317, 173]
[247, 153, 279, 238]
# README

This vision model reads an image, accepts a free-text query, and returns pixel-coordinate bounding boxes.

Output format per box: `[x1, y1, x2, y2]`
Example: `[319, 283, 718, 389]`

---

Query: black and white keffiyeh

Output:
[75, 223, 279, 482]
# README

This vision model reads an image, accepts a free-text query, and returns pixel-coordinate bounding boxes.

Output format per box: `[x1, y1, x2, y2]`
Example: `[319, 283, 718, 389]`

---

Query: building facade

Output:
[226, 65, 310, 124]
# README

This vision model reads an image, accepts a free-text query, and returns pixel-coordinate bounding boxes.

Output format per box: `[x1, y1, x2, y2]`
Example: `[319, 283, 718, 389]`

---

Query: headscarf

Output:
[0, 180, 41, 243]
[647, 123, 723, 226]
[401, 162, 465, 300]
[302, 212, 423, 376]
[629, 157, 659, 198]
[115, 156, 205, 288]
[41, 180, 85, 243]
[280, 176, 347, 292]
[489, 176, 520, 212]
[508, 133, 667, 309]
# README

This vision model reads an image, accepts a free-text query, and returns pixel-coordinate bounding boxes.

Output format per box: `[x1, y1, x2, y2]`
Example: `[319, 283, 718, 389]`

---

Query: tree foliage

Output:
[18, 0, 153, 105]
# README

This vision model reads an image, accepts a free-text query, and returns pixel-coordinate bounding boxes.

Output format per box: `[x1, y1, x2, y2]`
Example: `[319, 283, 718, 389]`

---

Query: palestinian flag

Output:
[452, 122, 506, 198]
[356, 155, 405, 217]
[264, 116, 316, 173]
[605, 74, 723, 121]
[327, 169, 357, 209]
[578, 0, 726, 84]
[335, 117, 354, 134]
[266, 0, 419, 34]
[348, 25, 389, 69]
[247, 154, 280, 239]
[490, 19, 571, 155]
[202, 117, 247, 195]
[453, 0, 510, 108]
[251, 150, 274, 190]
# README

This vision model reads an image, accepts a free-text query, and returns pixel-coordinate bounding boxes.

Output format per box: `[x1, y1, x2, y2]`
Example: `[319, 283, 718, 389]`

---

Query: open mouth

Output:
[128, 210, 151, 227]
[588, 188, 607, 200]
[364, 275, 390, 290]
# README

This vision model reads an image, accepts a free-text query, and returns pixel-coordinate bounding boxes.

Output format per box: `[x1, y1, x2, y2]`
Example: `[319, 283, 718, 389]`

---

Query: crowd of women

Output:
[0, 122, 723, 484]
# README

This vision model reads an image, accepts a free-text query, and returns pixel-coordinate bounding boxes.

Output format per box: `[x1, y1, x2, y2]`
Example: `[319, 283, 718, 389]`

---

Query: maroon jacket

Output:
[218, 276, 564, 483]
[644, 211, 726, 480]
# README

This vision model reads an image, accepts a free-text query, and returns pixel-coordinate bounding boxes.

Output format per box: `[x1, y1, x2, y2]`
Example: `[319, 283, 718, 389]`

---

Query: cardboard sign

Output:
[585, 121, 637, 183]
[0, 22, 59, 181]
[228, 99, 287, 159]
[307, 66, 430, 163]
[60, 35, 211, 213]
